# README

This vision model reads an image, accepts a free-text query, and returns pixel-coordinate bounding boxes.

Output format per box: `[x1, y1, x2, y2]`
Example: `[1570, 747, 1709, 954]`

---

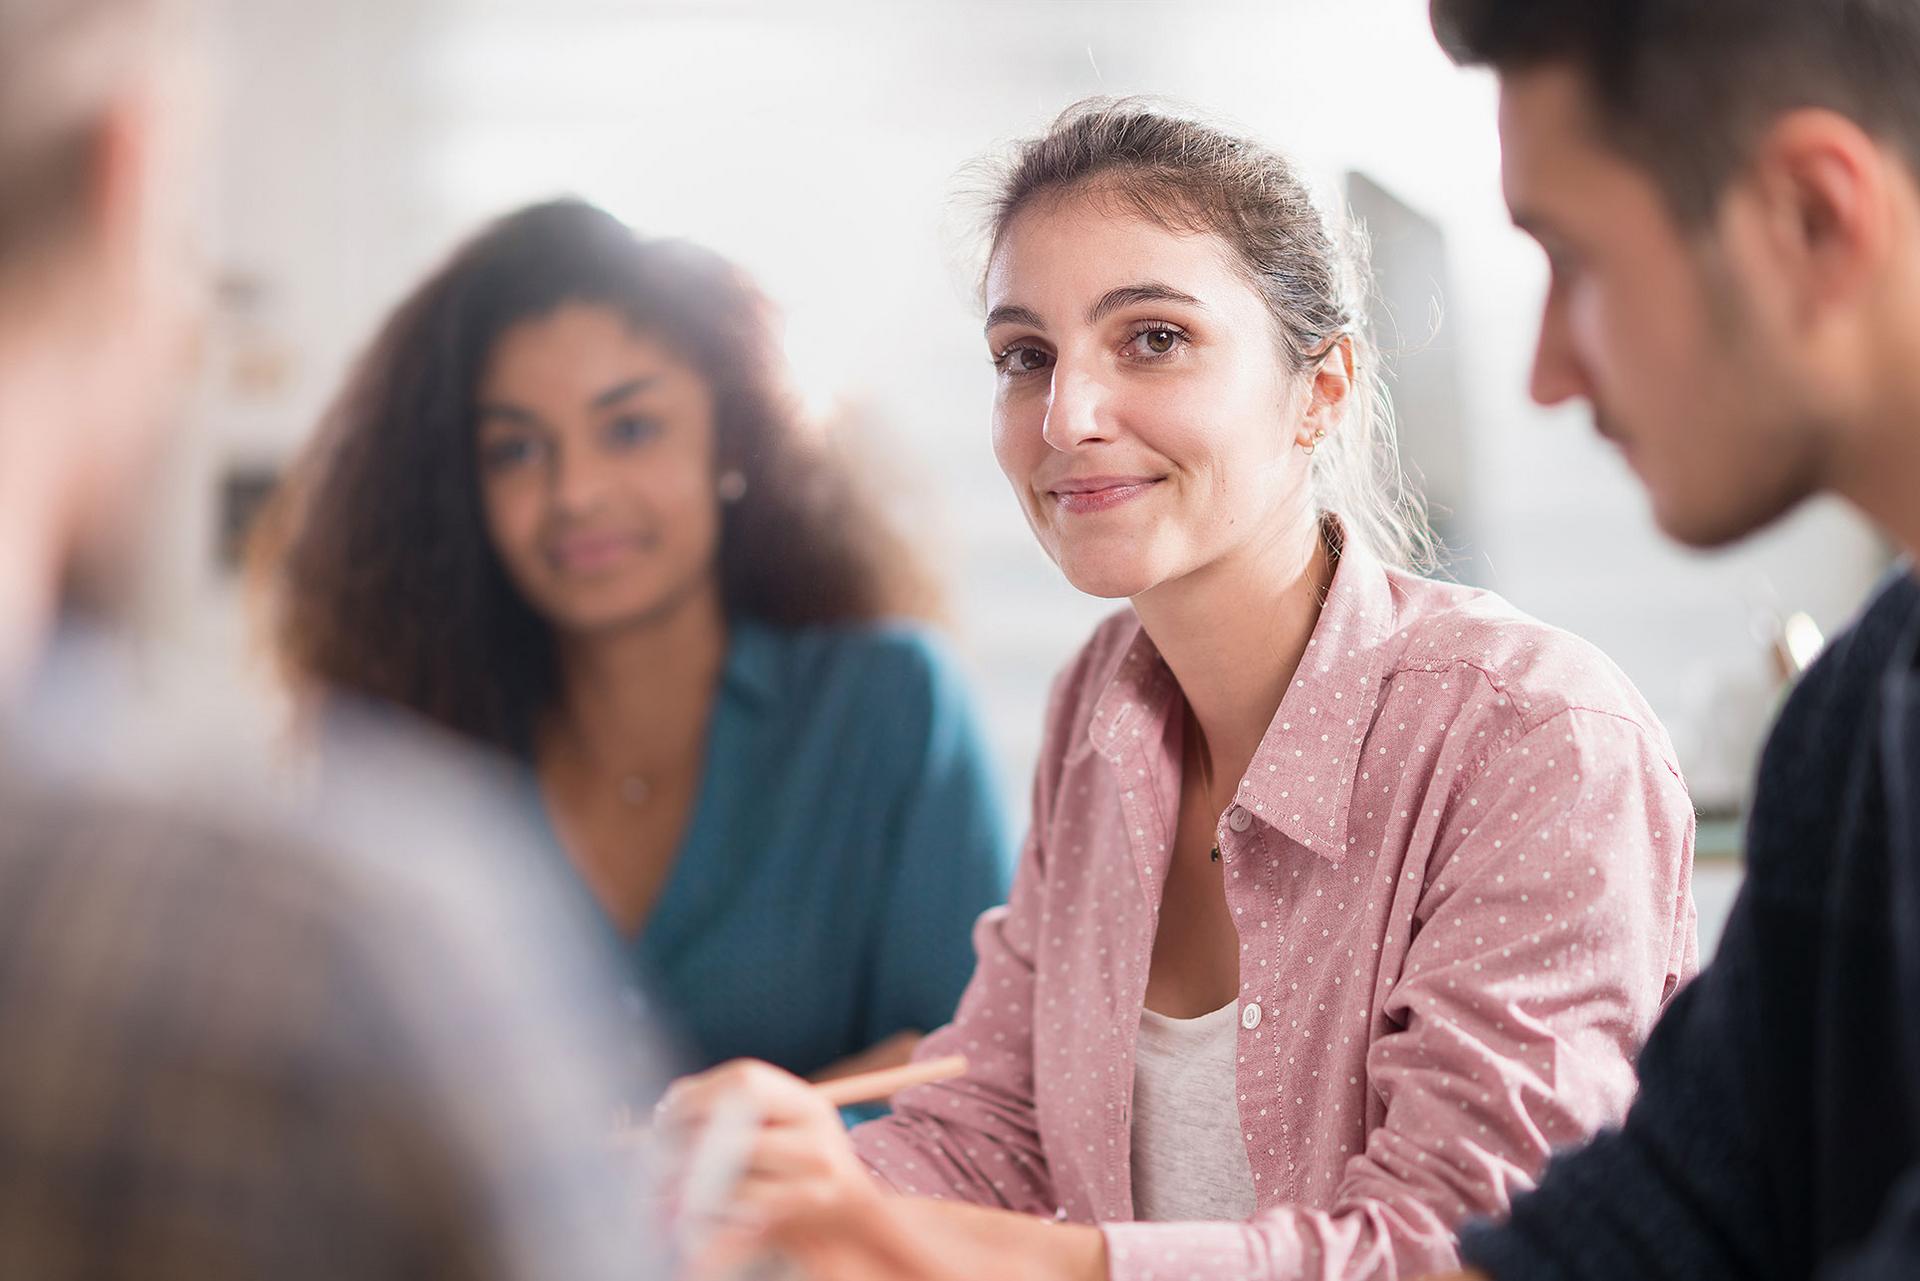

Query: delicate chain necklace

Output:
[549, 722, 657, 809]
[1191, 714, 1224, 864]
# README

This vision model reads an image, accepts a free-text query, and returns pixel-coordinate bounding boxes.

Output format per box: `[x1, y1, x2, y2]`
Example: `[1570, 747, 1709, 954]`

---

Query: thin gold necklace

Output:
[1190, 713, 1225, 864]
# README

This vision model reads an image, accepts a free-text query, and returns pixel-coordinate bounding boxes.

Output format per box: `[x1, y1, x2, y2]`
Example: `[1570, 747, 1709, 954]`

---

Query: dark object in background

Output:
[218, 464, 280, 572]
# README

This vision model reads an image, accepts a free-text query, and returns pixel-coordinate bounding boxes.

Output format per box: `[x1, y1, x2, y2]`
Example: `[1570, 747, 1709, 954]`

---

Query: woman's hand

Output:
[660, 1061, 1107, 1281]
[694, 1193, 1105, 1281]
[657, 1059, 883, 1232]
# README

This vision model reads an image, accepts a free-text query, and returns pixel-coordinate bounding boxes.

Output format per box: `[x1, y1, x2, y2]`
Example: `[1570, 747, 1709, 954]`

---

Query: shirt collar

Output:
[720, 616, 785, 713]
[1083, 516, 1398, 865]
[1082, 625, 1179, 767]
[7, 622, 141, 776]
[1232, 525, 1397, 864]
[1897, 562, 1920, 672]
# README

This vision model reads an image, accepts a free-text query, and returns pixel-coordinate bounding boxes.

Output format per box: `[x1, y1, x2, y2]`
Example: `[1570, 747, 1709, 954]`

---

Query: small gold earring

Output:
[1302, 427, 1327, 456]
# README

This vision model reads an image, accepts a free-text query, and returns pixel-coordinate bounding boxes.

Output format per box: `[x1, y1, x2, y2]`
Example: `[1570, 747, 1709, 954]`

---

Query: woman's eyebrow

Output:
[984, 283, 1205, 337]
[589, 375, 657, 410]
[984, 303, 1045, 335]
[476, 403, 542, 430]
[1086, 282, 1204, 324]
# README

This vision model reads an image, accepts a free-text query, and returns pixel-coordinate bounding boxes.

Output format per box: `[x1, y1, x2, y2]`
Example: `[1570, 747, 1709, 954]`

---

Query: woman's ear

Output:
[1295, 335, 1355, 448]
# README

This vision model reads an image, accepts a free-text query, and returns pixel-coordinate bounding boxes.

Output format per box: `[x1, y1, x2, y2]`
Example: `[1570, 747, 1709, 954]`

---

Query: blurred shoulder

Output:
[742, 620, 1000, 774]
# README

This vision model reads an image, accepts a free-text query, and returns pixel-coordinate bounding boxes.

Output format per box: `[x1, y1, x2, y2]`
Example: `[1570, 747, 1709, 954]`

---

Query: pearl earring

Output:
[717, 470, 748, 503]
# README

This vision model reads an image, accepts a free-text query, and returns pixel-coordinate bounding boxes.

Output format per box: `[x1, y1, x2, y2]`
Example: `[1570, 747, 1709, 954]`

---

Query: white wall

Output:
[172, 0, 1897, 949]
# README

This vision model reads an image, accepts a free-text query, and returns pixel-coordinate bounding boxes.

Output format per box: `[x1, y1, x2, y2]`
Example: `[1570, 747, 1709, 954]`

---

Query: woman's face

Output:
[985, 193, 1326, 601]
[475, 302, 722, 637]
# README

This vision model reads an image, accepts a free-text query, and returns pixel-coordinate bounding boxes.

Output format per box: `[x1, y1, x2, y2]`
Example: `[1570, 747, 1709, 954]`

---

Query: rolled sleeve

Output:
[851, 656, 1078, 1215]
[852, 826, 1058, 1213]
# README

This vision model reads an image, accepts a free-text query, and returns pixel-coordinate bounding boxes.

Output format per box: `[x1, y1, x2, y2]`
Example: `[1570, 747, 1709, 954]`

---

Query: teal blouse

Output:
[547, 619, 1013, 1081]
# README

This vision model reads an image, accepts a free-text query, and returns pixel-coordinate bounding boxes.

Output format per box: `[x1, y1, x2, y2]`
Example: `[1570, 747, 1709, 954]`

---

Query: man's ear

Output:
[1747, 107, 1894, 327]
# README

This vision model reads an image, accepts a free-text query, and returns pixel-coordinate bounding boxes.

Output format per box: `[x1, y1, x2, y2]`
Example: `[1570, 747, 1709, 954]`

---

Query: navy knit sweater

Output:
[1462, 570, 1920, 1281]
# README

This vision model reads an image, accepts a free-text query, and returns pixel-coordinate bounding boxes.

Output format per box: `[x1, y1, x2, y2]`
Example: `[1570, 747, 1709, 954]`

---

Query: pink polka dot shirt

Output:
[852, 533, 1700, 1281]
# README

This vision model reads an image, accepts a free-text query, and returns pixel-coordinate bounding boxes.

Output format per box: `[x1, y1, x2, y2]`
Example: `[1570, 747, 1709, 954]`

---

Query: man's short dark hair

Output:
[1430, 0, 1920, 224]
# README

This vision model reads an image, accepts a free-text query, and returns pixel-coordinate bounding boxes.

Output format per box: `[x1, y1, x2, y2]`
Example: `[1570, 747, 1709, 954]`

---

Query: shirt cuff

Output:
[1100, 1219, 1272, 1281]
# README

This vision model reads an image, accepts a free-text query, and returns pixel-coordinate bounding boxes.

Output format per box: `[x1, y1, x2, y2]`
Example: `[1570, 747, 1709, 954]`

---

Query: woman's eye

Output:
[480, 436, 542, 471]
[1124, 326, 1187, 359]
[605, 415, 661, 447]
[994, 344, 1053, 376]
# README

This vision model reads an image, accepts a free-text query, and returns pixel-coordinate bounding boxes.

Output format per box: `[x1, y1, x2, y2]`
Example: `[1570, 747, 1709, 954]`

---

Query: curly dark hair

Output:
[253, 199, 938, 754]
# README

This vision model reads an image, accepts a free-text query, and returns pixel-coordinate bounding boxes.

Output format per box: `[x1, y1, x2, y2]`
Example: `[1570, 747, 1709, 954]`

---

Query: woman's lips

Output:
[547, 531, 645, 573]
[1047, 476, 1163, 515]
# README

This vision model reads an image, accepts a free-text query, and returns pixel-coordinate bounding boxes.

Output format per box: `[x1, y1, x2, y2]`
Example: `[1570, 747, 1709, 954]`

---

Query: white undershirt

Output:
[1129, 999, 1258, 1222]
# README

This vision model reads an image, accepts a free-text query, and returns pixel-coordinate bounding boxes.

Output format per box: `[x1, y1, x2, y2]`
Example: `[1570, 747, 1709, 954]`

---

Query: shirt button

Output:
[1241, 1001, 1262, 1030]
[1227, 806, 1253, 833]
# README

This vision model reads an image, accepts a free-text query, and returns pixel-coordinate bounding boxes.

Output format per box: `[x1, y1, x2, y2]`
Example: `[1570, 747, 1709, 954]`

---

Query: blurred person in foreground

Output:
[1410, 2, 1920, 1278]
[251, 199, 1012, 1094]
[0, 3, 661, 1277]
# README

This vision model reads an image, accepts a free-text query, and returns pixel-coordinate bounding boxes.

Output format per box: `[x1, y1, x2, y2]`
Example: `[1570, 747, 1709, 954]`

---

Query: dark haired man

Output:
[1425, 1, 1920, 1278]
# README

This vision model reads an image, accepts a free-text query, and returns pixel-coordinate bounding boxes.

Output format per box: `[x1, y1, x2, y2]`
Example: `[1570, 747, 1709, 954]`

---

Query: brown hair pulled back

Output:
[987, 99, 1437, 572]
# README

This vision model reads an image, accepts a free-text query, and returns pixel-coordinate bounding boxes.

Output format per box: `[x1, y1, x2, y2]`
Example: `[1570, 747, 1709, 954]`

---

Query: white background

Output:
[160, 0, 1900, 954]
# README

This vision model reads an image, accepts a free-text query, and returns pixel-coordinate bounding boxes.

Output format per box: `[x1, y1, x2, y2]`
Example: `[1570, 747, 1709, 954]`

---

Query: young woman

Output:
[662, 102, 1700, 1281]
[254, 200, 1013, 1085]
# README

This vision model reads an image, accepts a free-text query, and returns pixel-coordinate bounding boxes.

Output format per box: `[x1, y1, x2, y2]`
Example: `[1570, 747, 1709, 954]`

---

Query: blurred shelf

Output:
[1695, 813, 1744, 863]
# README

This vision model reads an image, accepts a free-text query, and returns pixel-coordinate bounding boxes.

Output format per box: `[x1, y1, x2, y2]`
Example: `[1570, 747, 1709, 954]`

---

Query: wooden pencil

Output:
[813, 1053, 968, 1109]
